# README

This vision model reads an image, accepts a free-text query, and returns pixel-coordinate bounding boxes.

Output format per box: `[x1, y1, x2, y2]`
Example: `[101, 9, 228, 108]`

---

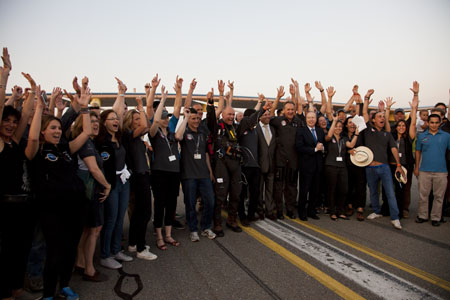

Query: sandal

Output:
[156, 238, 167, 251]
[330, 214, 338, 221]
[338, 215, 350, 220]
[165, 236, 180, 247]
[356, 211, 364, 222]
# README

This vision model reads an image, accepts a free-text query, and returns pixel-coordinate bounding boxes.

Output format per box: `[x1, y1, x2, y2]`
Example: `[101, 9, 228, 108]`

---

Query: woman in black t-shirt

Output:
[324, 117, 358, 221]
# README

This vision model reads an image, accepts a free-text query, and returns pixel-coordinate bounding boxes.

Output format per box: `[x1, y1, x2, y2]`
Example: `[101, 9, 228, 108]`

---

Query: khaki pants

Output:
[418, 171, 448, 221]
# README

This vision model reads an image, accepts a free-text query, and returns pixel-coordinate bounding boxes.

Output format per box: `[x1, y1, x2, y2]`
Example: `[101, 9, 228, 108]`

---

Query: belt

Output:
[2, 194, 31, 204]
[366, 164, 387, 169]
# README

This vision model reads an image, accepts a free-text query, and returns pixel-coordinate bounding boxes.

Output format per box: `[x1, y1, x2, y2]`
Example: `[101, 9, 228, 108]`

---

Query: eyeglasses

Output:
[106, 118, 120, 121]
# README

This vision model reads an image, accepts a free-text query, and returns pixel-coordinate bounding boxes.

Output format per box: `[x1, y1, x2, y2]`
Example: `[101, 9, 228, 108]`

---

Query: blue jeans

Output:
[101, 177, 130, 258]
[182, 178, 214, 232]
[365, 164, 399, 220]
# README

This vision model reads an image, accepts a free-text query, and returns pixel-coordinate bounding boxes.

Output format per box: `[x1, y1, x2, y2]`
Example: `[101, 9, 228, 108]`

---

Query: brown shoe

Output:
[83, 271, 109, 282]
[403, 210, 409, 219]
[356, 211, 364, 221]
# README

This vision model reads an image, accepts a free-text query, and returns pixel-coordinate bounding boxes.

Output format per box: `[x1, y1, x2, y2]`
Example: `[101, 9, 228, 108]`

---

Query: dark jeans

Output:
[347, 164, 367, 209]
[239, 166, 261, 219]
[325, 166, 348, 215]
[152, 170, 180, 228]
[182, 178, 214, 232]
[128, 173, 152, 252]
[0, 200, 36, 299]
[213, 156, 242, 226]
[41, 203, 83, 298]
[274, 167, 298, 214]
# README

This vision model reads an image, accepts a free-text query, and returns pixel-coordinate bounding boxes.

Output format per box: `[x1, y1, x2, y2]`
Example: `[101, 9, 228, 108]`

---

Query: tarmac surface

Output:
[67, 176, 450, 300]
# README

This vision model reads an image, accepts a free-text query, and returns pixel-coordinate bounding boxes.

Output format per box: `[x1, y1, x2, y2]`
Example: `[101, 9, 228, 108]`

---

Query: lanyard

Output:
[336, 137, 343, 157]
[158, 128, 174, 156]
[192, 132, 202, 154]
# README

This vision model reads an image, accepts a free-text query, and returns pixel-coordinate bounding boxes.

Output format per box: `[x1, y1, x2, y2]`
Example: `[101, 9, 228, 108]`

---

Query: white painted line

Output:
[255, 220, 442, 300]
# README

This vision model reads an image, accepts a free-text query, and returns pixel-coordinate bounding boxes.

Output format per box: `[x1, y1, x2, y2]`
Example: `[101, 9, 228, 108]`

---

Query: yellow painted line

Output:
[222, 213, 365, 300]
[289, 218, 450, 292]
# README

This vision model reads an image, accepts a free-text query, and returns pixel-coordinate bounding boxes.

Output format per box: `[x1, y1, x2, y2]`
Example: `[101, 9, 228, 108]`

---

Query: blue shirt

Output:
[416, 129, 450, 173]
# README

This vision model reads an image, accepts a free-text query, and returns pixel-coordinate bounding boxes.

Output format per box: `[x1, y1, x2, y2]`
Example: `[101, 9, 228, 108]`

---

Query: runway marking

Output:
[288, 217, 450, 292]
[238, 223, 366, 299]
[256, 219, 442, 300]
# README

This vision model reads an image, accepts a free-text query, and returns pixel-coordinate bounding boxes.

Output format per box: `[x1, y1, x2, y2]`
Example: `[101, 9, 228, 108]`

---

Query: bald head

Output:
[222, 106, 235, 125]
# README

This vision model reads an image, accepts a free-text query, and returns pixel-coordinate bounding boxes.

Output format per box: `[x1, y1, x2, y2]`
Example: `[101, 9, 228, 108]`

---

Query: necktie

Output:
[264, 125, 271, 145]
[311, 128, 317, 143]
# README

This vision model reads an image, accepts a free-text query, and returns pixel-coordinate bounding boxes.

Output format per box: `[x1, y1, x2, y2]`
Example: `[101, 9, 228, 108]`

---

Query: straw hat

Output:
[395, 166, 408, 184]
[350, 146, 374, 167]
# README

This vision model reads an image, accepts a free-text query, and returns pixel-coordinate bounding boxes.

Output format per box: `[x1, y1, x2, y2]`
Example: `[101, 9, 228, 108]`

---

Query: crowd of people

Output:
[1, 47, 449, 300]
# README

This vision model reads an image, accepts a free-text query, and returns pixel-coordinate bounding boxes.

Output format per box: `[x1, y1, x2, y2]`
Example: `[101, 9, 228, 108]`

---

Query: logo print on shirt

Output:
[45, 153, 58, 162]
[281, 120, 287, 126]
[101, 151, 110, 160]
[186, 134, 193, 140]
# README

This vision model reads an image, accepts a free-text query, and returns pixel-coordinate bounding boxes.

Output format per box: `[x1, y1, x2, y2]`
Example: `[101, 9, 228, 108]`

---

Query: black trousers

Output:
[347, 164, 367, 209]
[0, 200, 35, 299]
[239, 166, 261, 219]
[128, 173, 152, 252]
[41, 202, 83, 298]
[152, 170, 180, 228]
[274, 167, 298, 214]
[325, 166, 348, 215]
[298, 169, 321, 217]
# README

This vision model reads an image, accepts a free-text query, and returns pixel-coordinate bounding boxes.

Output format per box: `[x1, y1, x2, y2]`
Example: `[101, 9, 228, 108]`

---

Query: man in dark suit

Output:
[256, 109, 277, 220]
[296, 111, 325, 221]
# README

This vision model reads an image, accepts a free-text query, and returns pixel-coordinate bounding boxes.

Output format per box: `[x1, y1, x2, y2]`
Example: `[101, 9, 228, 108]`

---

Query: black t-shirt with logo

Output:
[180, 127, 209, 179]
[150, 128, 180, 173]
[325, 135, 349, 167]
[270, 114, 304, 168]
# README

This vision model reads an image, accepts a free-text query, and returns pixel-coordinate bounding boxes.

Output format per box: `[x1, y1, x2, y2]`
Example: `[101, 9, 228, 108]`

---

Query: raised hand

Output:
[21, 72, 36, 89]
[144, 83, 151, 96]
[78, 87, 91, 107]
[378, 100, 385, 111]
[1, 47, 11, 71]
[206, 88, 214, 104]
[276, 86, 285, 99]
[384, 97, 395, 109]
[365, 89, 374, 99]
[410, 81, 419, 94]
[50, 87, 62, 101]
[315, 81, 324, 91]
[136, 96, 144, 110]
[72, 76, 81, 94]
[289, 84, 295, 97]
[184, 108, 191, 119]
[304, 83, 312, 93]
[115, 77, 127, 94]
[151, 73, 161, 88]
[190, 78, 197, 91]
[352, 85, 359, 95]
[227, 80, 234, 90]
[173, 75, 183, 93]
[326, 86, 336, 98]
[218, 80, 225, 94]
[63, 89, 74, 102]
[55, 93, 67, 111]
[161, 86, 168, 102]
[257, 93, 265, 101]
[35, 85, 44, 110]
[291, 78, 299, 88]
[81, 76, 89, 89]
[11, 85, 23, 99]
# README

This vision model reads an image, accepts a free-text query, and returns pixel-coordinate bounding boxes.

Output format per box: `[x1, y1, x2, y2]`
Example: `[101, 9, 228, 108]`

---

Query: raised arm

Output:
[112, 77, 127, 127]
[172, 75, 183, 118]
[0, 47, 12, 122]
[291, 78, 303, 115]
[326, 116, 338, 141]
[69, 86, 92, 154]
[25, 85, 43, 160]
[304, 83, 315, 112]
[344, 85, 358, 112]
[227, 80, 234, 107]
[14, 73, 37, 143]
[326, 86, 335, 121]
[175, 108, 191, 141]
[149, 85, 167, 138]
[206, 89, 218, 136]
[146, 73, 160, 120]
[384, 97, 395, 132]
[49, 87, 62, 113]
[216, 80, 225, 118]
[132, 97, 149, 138]
[184, 78, 197, 109]
[363, 89, 374, 123]
[254, 93, 264, 111]
[409, 81, 419, 139]
[315, 81, 327, 115]
[5, 85, 23, 108]
[270, 86, 284, 117]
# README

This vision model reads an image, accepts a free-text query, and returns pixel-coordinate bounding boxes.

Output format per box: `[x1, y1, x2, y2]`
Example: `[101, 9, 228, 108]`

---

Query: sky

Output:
[1, 0, 449, 108]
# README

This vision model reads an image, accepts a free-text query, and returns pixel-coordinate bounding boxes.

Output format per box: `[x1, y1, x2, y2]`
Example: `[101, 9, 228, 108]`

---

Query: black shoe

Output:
[172, 219, 185, 230]
[308, 214, 320, 220]
[299, 215, 308, 221]
[286, 211, 296, 219]
[432, 221, 440, 227]
[267, 214, 277, 221]
[213, 229, 225, 237]
[415, 217, 427, 223]
[226, 223, 243, 232]
[277, 212, 285, 220]
[240, 218, 250, 227]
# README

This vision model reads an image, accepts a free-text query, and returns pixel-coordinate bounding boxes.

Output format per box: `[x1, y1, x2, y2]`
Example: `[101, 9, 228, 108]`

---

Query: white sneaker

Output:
[136, 246, 158, 261]
[100, 257, 122, 269]
[391, 219, 402, 230]
[128, 245, 137, 253]
[366, 213, 383, 220]
[201, 229, 217, 240]
[190, 232, 200, 242]
[114, 251, 133, 262]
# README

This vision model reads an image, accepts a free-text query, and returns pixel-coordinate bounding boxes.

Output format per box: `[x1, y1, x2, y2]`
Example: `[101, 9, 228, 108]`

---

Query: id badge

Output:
[194, 153, 202, 160]
[336, 156, 343, 162]
[217, 178, 224, 183]
[168, 155, 176, 162]
[399, 153, 402, 158]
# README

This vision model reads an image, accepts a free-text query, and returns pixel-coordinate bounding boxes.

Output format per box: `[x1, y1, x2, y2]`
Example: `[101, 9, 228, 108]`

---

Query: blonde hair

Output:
[123, 109, 139, 132]
[71, 111, 97, 139]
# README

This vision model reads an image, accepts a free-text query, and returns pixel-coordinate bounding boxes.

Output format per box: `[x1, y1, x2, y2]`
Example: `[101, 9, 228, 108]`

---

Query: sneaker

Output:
[190, 232, 200, 242]
[201, 229, 216, 240]
[128, 245, 137, 252]
[172, 219, 185, 230]
[100, 257, 122, 269]
[13, 290, 41, 300]
[366, 213, 383, 220]
[114, 251, 133, 262]
[57, 287, 79, 300]
[136, 246, 158, 260]
[391, 219, 402, 230]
